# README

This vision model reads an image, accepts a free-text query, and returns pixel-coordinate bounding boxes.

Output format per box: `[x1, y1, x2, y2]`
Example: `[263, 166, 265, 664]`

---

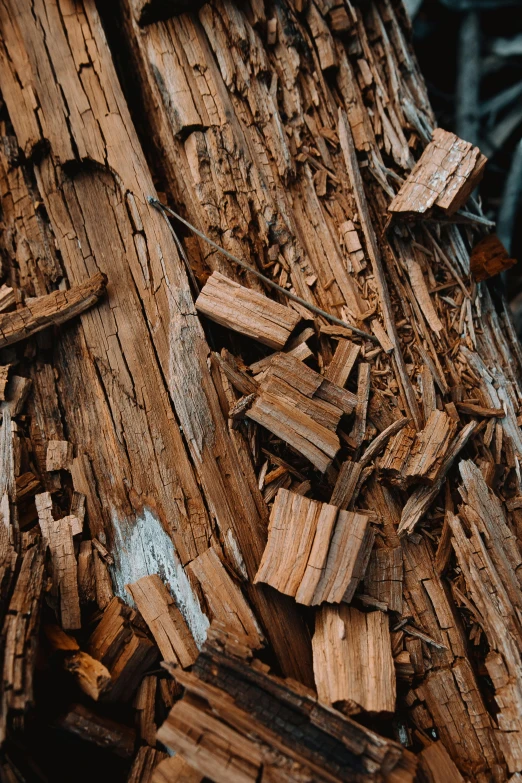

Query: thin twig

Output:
[148, 196, 377, 342]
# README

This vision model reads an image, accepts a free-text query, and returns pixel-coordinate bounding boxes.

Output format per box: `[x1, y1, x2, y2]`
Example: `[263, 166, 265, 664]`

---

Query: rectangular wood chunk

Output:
[313, 605, 396, 714]
[195, 271, 299, 349]
[186, 547, 264, 648]
[126, 574, 198, 668]
[254, 488, 372, 605]
[388, 128, 487, 217]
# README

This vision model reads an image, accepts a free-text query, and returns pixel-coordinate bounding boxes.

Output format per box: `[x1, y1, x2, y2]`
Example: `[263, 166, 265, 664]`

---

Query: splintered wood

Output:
[313, 605, 396, 714]
[254, 488, 373, 605]
[195, 271, 299, 349]
[2, 0, 522, 780]
[388, 128, 487, 216]
[157, 625, 415, 783]
[126, 575, 198, 668]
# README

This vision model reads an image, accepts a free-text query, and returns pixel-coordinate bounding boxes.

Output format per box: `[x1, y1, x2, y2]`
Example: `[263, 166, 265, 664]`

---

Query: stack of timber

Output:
[0, 0, 521, 781]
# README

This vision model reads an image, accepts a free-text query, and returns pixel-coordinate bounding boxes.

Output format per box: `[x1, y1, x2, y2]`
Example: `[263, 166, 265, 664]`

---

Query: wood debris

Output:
[157, 624, 416, 783]
[126, 575, 198, 667]
[195, 271, 299, 349]
[313, 605, 396, 714]
[254, 488, 374, 605]
[0, 0, 521, 780]
[388, 128, 487, 216]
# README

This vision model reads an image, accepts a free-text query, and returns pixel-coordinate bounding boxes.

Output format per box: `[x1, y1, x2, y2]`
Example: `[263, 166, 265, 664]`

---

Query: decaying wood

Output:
[0, 273, 107, 349]
[196, 271, 300, 349]
[158, 624, 416, 783]
[388, 128, 487, 216]
[254, 488, 373, 605]
[313, 605, 396, 714]
[186, 547, 264, 648]
[126, 575, 198, 667]
[1, 0, 522, 778]
[87, 597, 157, 701]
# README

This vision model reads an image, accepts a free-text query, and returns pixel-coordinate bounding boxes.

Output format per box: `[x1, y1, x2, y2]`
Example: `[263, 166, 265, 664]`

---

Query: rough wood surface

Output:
[158, 624, 416, 783]
[126, 575, 198, 667]
[0, 0, 522, 779]
[388, 128, 487, 216]
[313, 605, 396, 714]
[196, 271, 300, 349]
[470, 234, 517, 282]
[254, 488, 373, 605]
[0, 273, 107, 349]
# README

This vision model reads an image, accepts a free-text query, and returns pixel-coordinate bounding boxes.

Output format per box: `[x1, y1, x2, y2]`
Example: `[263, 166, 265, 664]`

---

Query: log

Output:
[0, 0, 522, 779]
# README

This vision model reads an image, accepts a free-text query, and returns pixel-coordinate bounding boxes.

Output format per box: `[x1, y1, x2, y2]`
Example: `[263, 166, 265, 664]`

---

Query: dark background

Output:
[408, 0, 522, 325]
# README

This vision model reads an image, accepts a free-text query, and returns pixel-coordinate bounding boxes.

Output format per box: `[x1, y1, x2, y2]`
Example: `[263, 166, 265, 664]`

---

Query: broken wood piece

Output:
[404, 410, 457, 485]
[195, 271, 299, 349]
[470, 234, 516, 282]
[87, 597, 157, 701]
[2, 375, 32, 416]
[456, 401, 505, 418]
[0, 272, 107, 349]
[340, 220, 366, 273]
[157, 623, 415, 783]
[254, 488, 373, 605]
[388, 128, 487, 217]
[398, 421, 477, 536]
[44, 624, 111, 700]
[130, 747, 169, 783]
[126, 575, 198, 667]
[0, 365, 10, 401]
[152, 754, 202, 783]
[35, 492, 81, 630]
[0, 284, 15, 314]
[46, 439, 73, 471]
[324, 339, 360, 386]
[186, 547, 263, 648]
[247, 375, 341, 473]
[313, 605, 396, 714]
[371, 320, 394, 354]
[134, 674, 157, 746]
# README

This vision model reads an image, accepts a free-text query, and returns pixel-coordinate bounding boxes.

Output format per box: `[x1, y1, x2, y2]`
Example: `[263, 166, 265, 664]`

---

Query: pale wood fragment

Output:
[46, 439, 73, 472]
[196, 271, 299, 349]
[130, 746, 169, 783]
[35, 491, 81, 629]
[388, 128, 487, 216]
[186, 547, 263, 648]
[126, 575, 198, 667]
[152, 754, 202, 783]
[313, 605, 396, 714]
[324, 339, 360, 386]
[254, 488, 372, 605]
[404, 410, 457, 485]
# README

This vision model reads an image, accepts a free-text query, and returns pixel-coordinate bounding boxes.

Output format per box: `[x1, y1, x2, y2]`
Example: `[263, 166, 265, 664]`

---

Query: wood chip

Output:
[313, 605, 396, 714]
[254, 488, 373, 605]
[126, 575, 198, 667]
[195, 271, 299, 349]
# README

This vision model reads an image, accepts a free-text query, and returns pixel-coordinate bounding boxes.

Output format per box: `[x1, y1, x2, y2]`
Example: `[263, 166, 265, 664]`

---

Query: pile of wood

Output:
[0, 0, 522, 781]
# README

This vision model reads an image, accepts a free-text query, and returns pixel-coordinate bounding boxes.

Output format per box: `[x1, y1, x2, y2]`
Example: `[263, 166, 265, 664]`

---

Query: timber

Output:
[0, 0, 521, 781]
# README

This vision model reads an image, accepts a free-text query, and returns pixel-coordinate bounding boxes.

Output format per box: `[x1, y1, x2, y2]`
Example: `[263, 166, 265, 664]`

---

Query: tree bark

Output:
[1, 0, 522, 781]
